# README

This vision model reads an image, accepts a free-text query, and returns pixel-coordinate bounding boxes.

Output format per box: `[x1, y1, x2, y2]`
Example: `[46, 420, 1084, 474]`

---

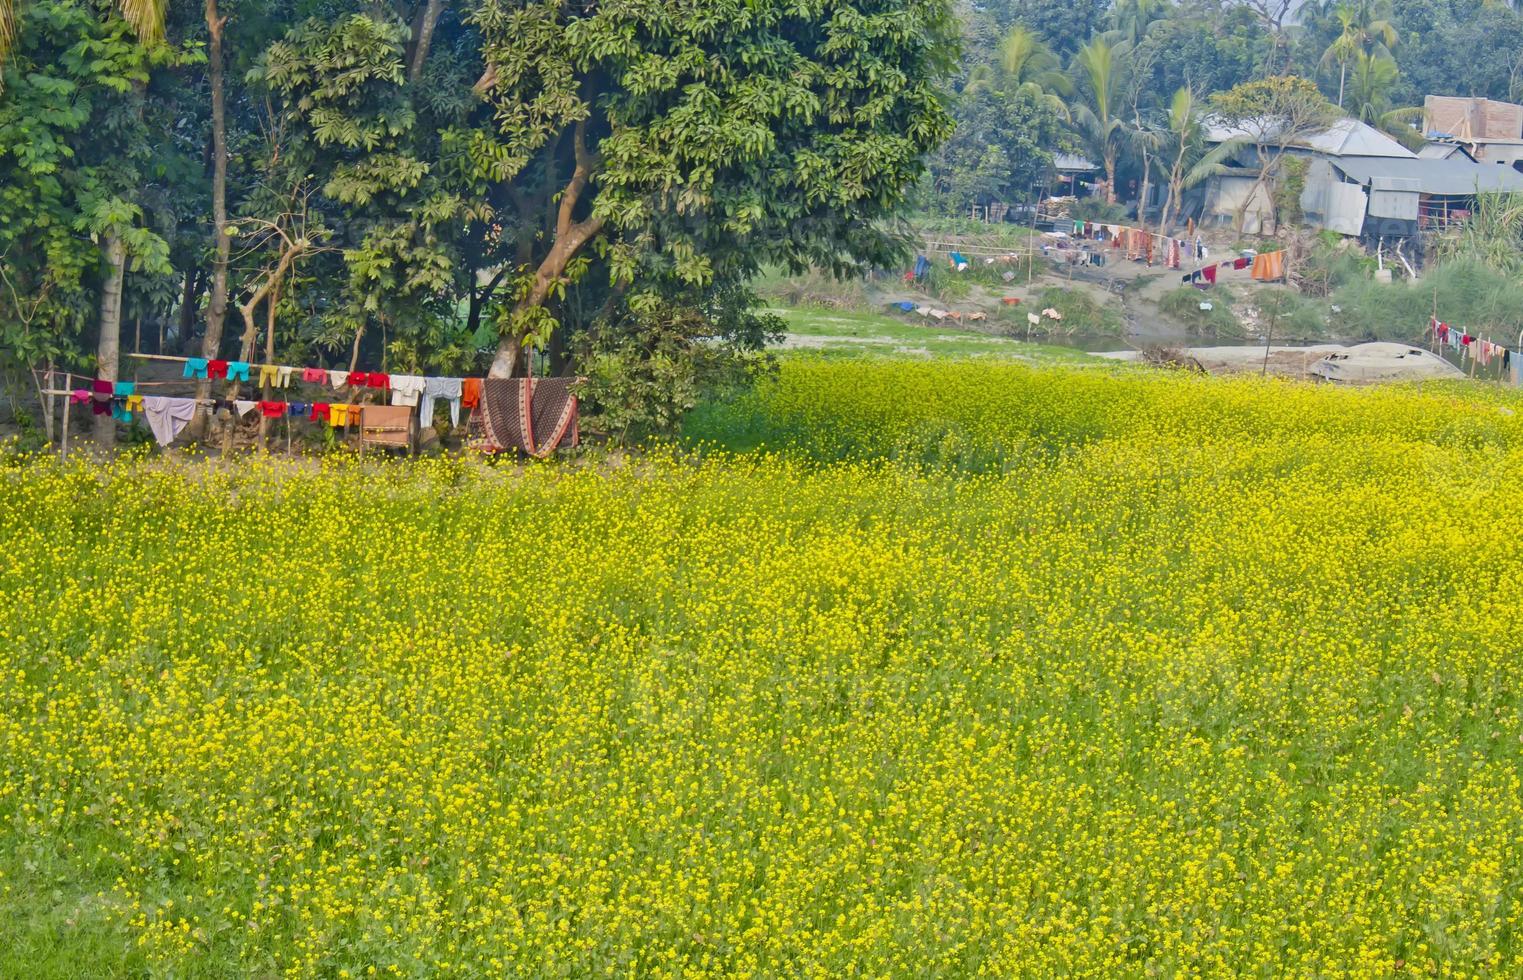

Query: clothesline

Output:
[1430, 318, 1522, 384]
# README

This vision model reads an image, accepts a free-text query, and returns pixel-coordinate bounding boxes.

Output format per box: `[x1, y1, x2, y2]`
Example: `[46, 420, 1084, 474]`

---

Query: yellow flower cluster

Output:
[2, 359, 1522, 976]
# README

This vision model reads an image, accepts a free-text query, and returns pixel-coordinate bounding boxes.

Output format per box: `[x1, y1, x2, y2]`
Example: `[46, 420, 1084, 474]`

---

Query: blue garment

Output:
[912, 255, 930, 279]
[290, 402, 308, 416]
[895, 301, 915, 312]
[227, 361, 251, 382]
[949, 251, 967, 267]
[183, 357, 208, 379]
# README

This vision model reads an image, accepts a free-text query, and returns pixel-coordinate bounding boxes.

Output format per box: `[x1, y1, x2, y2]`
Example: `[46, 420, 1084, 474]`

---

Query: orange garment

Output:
[1251, 250, 1286, 281]
[462, 378, 482, 409]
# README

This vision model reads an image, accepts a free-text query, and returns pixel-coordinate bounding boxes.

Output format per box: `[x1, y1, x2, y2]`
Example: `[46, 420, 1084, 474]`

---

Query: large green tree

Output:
[472, 0, 957, 377]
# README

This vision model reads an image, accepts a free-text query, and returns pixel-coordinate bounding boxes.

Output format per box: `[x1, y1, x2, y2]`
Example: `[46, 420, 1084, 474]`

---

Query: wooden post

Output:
[60, 372, 71, 460]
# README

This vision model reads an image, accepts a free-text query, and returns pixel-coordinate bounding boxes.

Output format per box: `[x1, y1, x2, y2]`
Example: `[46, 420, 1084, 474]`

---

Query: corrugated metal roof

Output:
[1206, 117, 1417, 159]
[1331, 156, 1523, 195]
[1418, 142, 1475, 161]
[1053, 153, 1098, 172]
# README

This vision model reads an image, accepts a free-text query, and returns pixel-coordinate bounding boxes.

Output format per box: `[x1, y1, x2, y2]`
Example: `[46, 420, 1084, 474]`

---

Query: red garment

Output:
[346, 371, 368, 387]
[310, 402, 331, 422]
[1233, 257, 1249, 270]
[1461, 334, 1474, 346]
[258, 401, 286, 418]
[207, 359, 230, 380]
[1202, 265, 1218, 285]
[462, 378, 482, 409]
[91, 378, 113, 415]
[366, 372, 390, 389]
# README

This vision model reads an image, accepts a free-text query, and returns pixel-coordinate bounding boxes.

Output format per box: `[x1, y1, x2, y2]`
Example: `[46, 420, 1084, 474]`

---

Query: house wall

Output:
[1203, 176, 1275, 233]
[1300, 158, 1368, 236]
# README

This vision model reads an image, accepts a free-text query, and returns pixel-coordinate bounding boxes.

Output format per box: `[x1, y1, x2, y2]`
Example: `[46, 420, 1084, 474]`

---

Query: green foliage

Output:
[1069, 198, 1130, 223]
[1251, 287, 1327, 338]
[982, 0, 1111, 56]
[0, 0, 178, 374]
[1297, 234, 1376, 296]
[474, 0, 958, 310]
[929, 85, 1066, 214]
[1432, 192, 1523, 278]
[1158, 284, 1244, 337]
[1331, 256, 1523, 342]
[573, 300, 778, 443]
[1273, 156, 1308, 227]
[1028, 285, 1122, 335]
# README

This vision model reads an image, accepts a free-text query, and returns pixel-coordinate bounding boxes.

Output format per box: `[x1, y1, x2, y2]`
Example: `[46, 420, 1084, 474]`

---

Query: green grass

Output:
[770, 306, 1098, 362]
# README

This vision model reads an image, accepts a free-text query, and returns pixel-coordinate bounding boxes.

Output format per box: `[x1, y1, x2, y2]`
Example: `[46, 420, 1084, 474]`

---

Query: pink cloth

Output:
[302, 367, 327, 384]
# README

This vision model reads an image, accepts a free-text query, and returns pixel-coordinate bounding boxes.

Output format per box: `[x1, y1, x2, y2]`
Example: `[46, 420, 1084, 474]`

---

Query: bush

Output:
[1330, 256, 1523, 342]
[1250, 288, 1328, 339]
[754, 267, 871, 310]
[1070, 198, 1130, 224]
[573, 304, 776, 443]
[1298, 236, 1376, 296]
[1158, 285, 1245, 337]
[1022, 286, 1122, 336]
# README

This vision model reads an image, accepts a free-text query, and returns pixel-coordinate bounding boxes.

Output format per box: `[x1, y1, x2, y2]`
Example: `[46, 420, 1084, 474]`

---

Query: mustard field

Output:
[5, 359, 1523, 976]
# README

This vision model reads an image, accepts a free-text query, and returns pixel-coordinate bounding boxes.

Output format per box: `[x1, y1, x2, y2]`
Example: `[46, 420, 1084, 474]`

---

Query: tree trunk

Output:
[1159, 171, 1181, 238]
[1104, 148, 1118, 204]
[177, 267, 202, 351]
[93, 233, 127, 451]
[489, 120, 602, 378]
[1338, 60, 1347, 108]
[408, 0, 446, 82]
[191, 0, 231, 440]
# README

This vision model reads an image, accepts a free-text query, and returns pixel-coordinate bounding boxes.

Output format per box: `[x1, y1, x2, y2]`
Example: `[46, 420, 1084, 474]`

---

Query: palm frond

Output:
[1181, 138, 1244, 189]
[0, 0, 16, 86]
[115, 0, 166, 44]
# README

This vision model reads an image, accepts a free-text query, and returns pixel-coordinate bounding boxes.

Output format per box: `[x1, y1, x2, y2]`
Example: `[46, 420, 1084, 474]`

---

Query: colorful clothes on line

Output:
[329, 370, 348, 389]
[461, 378, 482, 409]
[70, 389, 90, 405]
[259, 365, 292, 388]
[183, 357, 209, 379]
[310, 403, 331, 423]
[258, 401, 286, 418]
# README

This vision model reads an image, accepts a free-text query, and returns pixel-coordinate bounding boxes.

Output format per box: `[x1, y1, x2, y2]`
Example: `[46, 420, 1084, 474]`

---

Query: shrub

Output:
[1158, 285, 1245, 337]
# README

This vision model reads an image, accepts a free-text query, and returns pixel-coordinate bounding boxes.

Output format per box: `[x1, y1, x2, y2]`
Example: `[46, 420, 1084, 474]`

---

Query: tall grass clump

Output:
[1158, 284, 1245, 337]
[1332, 256, 1523, 341]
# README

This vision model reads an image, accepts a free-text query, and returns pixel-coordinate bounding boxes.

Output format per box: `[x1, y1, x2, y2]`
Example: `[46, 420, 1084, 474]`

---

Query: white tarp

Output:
[1308, 342, 1464, 383]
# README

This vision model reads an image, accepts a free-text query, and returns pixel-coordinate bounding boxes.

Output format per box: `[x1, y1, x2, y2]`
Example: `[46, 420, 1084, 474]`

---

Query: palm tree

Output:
[1319, 0, 1398, 108]
[1070, 36, 1131, 204]
[1154, 87, 1241, 235]
[1345, 51, 1424, 147]
[1111, 0, 1170, 45]
[0, 0, 164, 81]
[972, 25, 1072, 119]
